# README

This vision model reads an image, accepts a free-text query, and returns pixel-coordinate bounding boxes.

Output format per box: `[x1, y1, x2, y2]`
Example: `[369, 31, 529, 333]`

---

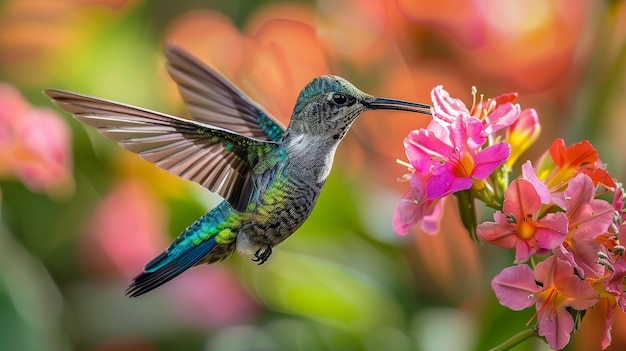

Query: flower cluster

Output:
[394, 86, 625, 350]
[393, 86, 524, 236]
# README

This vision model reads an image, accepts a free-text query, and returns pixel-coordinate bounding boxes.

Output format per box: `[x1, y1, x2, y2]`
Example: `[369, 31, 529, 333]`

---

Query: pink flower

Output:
[81, 180, 169, 277]
[555, 174, 615, 279]
[431, 85, 520, 138]
[83, 180, 258, 327]
[406, 114, 511, 199]
[392, 171, 444, 235]
[393, 86, 517, 235]
[168, 267, 259, 328]
[477, 178, 568, 263]
[0, 83, 73, 195]
[491, 257, 599, 350]
[413, 86, 516, 199]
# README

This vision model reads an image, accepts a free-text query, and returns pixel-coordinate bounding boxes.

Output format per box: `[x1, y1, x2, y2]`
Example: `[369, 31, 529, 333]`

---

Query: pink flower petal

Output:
[393, 189, 424, 236]
[521, 161, 551, 204]
[566, 239, 606, 279]
[553, 244, 580, 276]
[605, 260, 626, 296]
[560, 174, 615, 278]
[451, 115, 486, 150]
[419, 198, 444, 234]
[502, 179, 541, 218]
[534, 255, 564, 284]
[16, 108, 73, 191]
[533, 212, 568, 249]
[565, 174, 614, 241]
[536, 303, 574, 350]
[491, 264, 540, 310]
[430, 85, 469, 125]
[393, 175, 443, 235]
[482, 102, 520, 135]
[405, 129, 450, 174]
[426, 169, 473, 199]
[600, 303, 615, 350]
[477, 211, 517, 248]
[513, 239, 535, 263]
[472, 142, 511, 179]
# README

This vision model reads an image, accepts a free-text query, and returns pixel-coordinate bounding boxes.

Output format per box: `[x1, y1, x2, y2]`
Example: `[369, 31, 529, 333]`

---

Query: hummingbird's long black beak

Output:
[365, 97, 432, 115]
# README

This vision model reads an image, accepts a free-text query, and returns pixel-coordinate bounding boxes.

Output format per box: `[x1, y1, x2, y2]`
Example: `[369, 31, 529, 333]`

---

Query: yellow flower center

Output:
[454, 150, 475, 177]
[517, 219, 535, 240]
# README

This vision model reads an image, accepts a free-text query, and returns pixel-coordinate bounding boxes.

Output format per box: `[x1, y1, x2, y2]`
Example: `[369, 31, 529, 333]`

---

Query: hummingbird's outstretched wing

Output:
[45, 89, 279, 211]
[164, 45, 286, 142]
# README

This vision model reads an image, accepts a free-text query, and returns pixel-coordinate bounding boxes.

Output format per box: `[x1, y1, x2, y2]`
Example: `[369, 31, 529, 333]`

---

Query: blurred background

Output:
[0, 0, 625, 350]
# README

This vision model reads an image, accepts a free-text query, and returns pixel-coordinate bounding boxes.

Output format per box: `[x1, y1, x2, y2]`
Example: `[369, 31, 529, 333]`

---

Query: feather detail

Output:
[126, 201, 238, 297]
[164, 45, 286, 141]
[44, 89, 279, 211]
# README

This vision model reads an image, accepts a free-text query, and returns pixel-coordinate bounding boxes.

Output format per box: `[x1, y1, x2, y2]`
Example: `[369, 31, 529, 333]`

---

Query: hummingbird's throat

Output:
[286, 134, 339, 184]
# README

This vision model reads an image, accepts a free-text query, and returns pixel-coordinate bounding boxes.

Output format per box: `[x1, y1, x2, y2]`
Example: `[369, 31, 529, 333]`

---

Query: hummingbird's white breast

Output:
[286, 134, 338, 184]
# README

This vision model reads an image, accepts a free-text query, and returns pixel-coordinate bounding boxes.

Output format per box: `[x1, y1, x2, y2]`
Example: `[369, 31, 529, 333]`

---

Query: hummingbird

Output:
[45, 45, 431, 297]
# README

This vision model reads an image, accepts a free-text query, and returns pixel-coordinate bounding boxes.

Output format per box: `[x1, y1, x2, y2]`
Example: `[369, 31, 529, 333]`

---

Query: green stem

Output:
[488, 328, 538, 351]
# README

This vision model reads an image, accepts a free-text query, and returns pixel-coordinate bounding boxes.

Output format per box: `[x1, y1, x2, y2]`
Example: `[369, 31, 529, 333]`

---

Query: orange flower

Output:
[536, 139, 615, 192]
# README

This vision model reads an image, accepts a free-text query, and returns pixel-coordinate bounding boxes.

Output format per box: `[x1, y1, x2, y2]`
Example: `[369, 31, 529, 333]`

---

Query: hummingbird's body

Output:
[45, 45, 430, 297]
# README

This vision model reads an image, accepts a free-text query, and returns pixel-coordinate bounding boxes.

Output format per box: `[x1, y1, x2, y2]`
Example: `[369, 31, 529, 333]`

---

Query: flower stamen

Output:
[396, 159, 413, 170]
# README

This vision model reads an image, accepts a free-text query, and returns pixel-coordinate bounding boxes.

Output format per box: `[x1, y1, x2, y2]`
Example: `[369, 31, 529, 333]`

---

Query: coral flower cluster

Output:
[394, 86, 625, 350]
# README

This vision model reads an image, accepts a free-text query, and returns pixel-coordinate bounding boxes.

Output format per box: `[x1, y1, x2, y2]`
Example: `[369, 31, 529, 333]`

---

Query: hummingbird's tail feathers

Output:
[125, 201, 239, 297]
[125, 238, 218, 298]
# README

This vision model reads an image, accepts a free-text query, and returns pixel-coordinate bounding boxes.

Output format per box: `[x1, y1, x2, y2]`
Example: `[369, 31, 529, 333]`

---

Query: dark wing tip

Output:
[163, 44, 198, 69]
[43, 89, 70, 100]
[43, 89, 103, 109]
[163, 42, 182, 56]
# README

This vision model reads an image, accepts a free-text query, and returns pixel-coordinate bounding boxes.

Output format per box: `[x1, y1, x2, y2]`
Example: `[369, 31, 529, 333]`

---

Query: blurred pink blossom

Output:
[0, 83, 73, 195]
[398, 0, 592, 90]
[81, 180, 168, 278]
[168, 267, 259, 328]
[82, 179, 258, 327]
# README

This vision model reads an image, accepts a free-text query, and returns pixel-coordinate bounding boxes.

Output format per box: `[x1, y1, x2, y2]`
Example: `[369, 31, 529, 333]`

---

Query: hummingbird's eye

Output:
[329, 92, 354, 106]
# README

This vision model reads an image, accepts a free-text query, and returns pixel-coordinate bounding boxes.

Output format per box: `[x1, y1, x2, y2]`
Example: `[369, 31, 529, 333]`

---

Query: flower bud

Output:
[505, 108, 541, 168]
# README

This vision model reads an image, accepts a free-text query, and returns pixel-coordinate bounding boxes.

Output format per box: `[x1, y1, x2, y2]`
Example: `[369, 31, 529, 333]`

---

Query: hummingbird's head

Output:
[288, 75, 430, 142]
